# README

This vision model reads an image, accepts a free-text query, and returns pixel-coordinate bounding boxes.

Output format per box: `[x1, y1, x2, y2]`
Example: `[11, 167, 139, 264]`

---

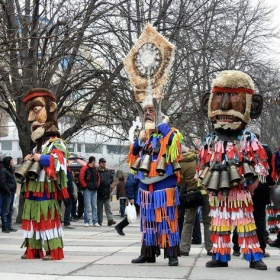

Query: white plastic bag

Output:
[125, 203, 137, 223]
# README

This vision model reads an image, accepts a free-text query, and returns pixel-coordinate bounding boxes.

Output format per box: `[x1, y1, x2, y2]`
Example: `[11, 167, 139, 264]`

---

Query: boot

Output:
[131, 255, 156, 263]
[108, 220, 116, 226]
[168, 256, 178, 266]
[206, 259, 228, 268]
[232, 249, 241, 256]
[115, 225, 125, 236]
[249, 260, 267, 270]
[2, 225, 10, 233]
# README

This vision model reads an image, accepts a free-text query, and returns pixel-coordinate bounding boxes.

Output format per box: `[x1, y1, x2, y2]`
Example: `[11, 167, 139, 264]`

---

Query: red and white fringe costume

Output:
[196, 130, 269, 262]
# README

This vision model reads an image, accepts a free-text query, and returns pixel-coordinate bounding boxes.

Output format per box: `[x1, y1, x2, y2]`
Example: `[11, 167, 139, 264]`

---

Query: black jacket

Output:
[97, 168, 113, 199]
[0, 156, 17, 195]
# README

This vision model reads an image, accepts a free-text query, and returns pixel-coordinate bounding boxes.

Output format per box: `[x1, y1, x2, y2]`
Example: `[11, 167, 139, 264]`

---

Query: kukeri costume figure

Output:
[19, 88, 69, 260]
[124, 23, 183, 266]
[198, 70, 269, 270]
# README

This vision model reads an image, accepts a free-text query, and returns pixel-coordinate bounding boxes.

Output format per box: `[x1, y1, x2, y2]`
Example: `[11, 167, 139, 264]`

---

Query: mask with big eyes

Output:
[201, 91, 263, 133]
[26, 96, 59, 143]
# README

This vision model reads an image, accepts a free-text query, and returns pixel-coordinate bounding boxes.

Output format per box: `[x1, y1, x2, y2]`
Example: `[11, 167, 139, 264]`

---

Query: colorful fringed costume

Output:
[21, 137, 69, 260]
[196, 130, 269, 262]
[266, 149, 280, 233]
[128, 123, 183, 258]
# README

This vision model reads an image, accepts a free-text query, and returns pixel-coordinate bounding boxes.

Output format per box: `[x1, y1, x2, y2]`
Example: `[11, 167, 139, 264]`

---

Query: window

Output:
[77, 143, 82, 152]
[1, 140, 12, 150]
[106, 145, 129, 155]
[68, 143, 74, 153]
[85, 143, 103, 154]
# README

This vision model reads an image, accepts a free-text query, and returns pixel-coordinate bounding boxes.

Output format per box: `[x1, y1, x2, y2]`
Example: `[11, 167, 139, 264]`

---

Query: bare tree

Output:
[0, 0, 279, 154]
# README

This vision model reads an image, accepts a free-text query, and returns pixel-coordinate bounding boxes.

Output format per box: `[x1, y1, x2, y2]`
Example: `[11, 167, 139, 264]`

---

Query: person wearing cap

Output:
[198, 70, 269, 270]
[0, 156, 18, 233]
[21, 88, 69, 260]
[97, 158, 116, 226]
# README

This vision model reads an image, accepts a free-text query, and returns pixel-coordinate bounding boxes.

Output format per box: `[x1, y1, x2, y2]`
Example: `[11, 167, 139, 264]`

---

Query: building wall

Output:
[0, 117, 131, 173]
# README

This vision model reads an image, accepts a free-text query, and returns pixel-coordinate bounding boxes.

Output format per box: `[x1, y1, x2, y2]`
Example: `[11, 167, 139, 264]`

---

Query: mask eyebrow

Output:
[25, 99, 45, 112]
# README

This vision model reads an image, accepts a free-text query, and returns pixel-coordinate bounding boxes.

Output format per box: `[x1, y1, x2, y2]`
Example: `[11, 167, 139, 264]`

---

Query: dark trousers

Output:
[1, 193, 14, 231]
[178, 203, 201, 242]
[119, 199, 126, 217]
[77, 191, 84, 218]
[192, 213, 202, 243]
[71, 197, 78, 218]
[63, 198, 72, 226]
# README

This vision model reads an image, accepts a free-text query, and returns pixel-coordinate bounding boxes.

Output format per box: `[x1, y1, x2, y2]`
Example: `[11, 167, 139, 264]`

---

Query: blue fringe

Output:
[169, 232, 180, 247]
[243, 251, 263, 262]
[175, 188, 180, 205]
[153, 190, 166, 209]
[214, 253, 231, 262]
[166, 164, 173, 176]
[137, 187, 180, 248]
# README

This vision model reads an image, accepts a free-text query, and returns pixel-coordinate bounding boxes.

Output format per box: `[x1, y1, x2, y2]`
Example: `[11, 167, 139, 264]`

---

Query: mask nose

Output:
[220, 93, 232, 110]
[28, 111, 36, 122]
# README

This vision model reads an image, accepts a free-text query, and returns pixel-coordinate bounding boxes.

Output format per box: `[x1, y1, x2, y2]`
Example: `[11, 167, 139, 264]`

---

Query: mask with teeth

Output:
[207, 70, 255, 132]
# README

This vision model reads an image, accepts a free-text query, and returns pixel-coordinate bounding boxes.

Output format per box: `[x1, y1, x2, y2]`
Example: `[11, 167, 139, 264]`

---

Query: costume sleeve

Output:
[132, 138, 143, 156]
[40, 155, 50, 167]
[125, 174, 137, 200]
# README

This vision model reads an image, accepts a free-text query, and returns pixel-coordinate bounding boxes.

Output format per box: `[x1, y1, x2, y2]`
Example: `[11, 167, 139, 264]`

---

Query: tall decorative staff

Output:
[124, 23, 183, 266]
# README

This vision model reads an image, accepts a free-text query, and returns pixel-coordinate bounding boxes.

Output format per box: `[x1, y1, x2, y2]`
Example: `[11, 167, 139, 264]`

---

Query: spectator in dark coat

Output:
[0, 156, 17, 233]
[114, 173, 140, 236]
[62, 168, 75, 229]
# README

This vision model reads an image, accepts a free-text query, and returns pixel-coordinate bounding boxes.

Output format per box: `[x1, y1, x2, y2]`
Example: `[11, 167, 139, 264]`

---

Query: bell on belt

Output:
[172, 161, 181, 172]
[229, 164, 242, 186]
[14, 159, 34, 183]
[250, 165, 258, 179]
[243, 162, 254, 180]
[131, 157, 141, 171]
[139, 154, 151, 176]
[207, 170, 219, 192]
[199, 166, 209, 180]
[201, 170, 212, 188]
[219, 169, 230, 190]
[28, 161, 41, 180]
[156, 155, 166, 176]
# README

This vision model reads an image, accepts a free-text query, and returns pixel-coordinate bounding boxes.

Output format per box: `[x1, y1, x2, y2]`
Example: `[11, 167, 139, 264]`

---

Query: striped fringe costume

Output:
[128, 123, 183, 258]
[21, 137, 69, 260]
[197, 130, 269, 262]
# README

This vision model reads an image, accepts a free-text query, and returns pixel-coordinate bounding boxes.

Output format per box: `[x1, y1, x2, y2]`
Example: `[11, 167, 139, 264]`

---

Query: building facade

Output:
[0, 116, 131, 174]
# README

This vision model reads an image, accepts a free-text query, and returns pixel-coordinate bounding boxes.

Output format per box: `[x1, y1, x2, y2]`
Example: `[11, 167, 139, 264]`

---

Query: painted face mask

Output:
[208, 70, 255, 132]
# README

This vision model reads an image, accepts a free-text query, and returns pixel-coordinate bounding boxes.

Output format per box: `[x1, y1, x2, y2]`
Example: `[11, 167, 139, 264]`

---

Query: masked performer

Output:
[198, 70, 269, 270]
[124, 23, 183, 266]
[19, 88, 69, 260]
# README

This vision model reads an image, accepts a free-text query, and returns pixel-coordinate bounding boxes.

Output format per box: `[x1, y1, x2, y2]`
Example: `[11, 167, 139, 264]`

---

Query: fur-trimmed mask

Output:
[201, 70, 263, 133]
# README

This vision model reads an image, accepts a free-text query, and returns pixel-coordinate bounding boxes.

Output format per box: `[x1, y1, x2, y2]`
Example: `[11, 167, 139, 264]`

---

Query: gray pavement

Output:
[1, 201, 280, 280]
